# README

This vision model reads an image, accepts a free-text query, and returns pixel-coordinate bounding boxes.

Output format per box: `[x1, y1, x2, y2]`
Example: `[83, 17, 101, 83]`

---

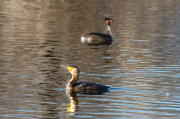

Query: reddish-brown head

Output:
[105, 18, 113, 26]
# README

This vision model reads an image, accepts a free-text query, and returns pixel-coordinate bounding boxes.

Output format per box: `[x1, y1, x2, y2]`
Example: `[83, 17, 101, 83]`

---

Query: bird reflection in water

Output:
[66, 88, 108, 116]
[66, 89, 78, 115]
[66, 85, 108, 116]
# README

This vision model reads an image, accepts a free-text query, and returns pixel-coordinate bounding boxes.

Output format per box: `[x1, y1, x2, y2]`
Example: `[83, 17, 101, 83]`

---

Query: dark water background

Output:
[0, 0, 180, 118]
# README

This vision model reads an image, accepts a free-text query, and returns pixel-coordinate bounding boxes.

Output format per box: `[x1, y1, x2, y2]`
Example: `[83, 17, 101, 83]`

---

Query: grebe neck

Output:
[105, 25, 113, 38]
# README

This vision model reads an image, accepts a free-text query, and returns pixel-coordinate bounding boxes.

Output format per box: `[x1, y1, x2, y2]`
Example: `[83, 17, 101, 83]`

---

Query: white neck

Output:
[106, 26, 113, 38]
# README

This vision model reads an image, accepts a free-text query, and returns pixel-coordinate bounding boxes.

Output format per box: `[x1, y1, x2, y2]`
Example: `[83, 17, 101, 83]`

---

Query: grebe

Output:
[81, 18, 114, 46]
[65, 65, 109, 93]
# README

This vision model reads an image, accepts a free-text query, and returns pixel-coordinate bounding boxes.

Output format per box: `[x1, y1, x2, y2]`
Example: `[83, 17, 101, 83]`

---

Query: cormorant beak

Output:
[60, 64, 69, 69]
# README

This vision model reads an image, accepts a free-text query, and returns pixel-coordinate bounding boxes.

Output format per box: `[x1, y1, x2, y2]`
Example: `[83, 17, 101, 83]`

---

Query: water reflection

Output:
[66, 90, 78, 115]
[66, 89, 110, 118]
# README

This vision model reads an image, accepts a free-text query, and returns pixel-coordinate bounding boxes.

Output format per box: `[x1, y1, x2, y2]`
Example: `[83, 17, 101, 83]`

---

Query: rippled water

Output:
[0, 0, 180, 118]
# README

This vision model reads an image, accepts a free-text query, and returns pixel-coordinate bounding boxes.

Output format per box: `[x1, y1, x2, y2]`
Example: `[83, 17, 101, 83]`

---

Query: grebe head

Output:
[67, 65, 79, 74]
[105, 18, 113, 26]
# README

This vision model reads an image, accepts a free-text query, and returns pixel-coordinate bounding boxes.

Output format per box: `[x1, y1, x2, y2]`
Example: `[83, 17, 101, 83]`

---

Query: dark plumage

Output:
[65, 65, 109, 94]
[81, 18, 114, 46]
[75, 82, 109, 91]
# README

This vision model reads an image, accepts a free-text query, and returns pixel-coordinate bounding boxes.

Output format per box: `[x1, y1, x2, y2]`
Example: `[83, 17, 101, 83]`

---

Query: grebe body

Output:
[81, 18, 114, 46]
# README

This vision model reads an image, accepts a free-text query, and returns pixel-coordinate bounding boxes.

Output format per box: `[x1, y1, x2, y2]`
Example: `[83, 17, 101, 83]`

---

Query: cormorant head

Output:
[67, 65, 79, 74]
[105, 18, 113, 26]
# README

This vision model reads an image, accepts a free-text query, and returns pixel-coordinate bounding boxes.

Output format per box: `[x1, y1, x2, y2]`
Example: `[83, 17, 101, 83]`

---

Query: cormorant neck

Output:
[67, 73, 79, 89]
[105, 25, 113, 38]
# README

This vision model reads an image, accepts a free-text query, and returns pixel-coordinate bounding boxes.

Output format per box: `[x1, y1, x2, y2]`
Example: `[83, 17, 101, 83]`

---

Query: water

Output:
[0, 0, 180, 118]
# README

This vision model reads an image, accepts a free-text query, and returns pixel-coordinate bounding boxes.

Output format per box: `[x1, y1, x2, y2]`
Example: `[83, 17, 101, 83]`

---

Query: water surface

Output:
[0, 0, 180, 118]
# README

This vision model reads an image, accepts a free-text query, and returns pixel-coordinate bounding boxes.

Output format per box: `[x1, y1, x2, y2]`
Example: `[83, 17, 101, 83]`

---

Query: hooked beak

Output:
[60, 64, 69, 69]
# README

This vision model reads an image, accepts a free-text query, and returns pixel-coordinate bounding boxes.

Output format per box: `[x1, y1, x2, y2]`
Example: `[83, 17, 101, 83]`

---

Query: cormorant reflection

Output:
[66, 89, 78, 114]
